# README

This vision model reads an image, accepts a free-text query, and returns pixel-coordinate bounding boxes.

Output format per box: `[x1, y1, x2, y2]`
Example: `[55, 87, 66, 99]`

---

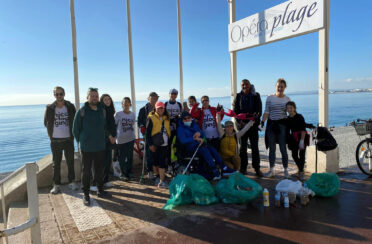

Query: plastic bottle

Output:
[275, 192, 281, 207]
[284, 192, 289, 208]
[263, 188, 270, 207]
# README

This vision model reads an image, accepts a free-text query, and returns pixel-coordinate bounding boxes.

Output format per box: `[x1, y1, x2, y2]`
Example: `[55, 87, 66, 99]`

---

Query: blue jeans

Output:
[268, 123, 288, 168]
[195, 145, 225, 176]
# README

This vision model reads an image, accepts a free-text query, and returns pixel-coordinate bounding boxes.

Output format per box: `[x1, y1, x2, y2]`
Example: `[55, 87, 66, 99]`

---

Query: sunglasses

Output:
[55, 93, 64, 96]
[202, 100, 209, 102]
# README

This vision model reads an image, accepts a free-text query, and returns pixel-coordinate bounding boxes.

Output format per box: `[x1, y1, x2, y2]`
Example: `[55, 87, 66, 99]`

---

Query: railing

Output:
[0, 163, 41, 244]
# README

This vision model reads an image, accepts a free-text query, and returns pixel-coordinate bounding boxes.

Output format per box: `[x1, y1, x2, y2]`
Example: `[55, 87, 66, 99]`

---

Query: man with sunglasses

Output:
[73, 87, 111, 206]
[44, 86, 77, 194]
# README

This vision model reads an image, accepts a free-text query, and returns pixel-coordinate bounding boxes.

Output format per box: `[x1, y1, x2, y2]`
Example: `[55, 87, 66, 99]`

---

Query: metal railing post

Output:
[1, 184, 7, 244]
[26, 163, 41, 244]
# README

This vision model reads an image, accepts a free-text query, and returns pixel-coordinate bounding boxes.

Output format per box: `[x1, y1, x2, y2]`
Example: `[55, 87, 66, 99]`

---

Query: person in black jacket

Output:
[44, 86, 77, 194]
[100, 94, 117, 188]
[137, 92, 159, 180]
[233, 79, 263, 176]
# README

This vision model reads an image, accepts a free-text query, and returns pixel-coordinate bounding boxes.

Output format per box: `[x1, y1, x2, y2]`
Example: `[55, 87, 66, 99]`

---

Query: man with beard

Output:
[233, 79, 263, 177]
[73, 88, 112, 206]
[44, 86, 77, 194]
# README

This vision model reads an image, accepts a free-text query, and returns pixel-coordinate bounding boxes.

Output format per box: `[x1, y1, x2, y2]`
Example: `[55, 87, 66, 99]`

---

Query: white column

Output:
[125, 0, 137, 134]
[69, 0, 80, 110]
[26, 163, 41, 244]
[228, 0, 237, 109]
[177, 0, 184, 103]
[318, 0, 330, 127]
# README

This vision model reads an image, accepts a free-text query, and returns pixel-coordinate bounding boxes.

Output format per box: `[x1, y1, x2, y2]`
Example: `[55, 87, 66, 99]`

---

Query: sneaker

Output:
[120, 174, 129, 181]
[255, 170, 263, 177]
[154, 176, 160, 186]
[222, 166, 237, 177]
[69, 182, 79, 191]
[83, 195, 90, 206]
[90, 186, 98, 192]
[50, 185, 61, 194]
[148, 171, 155, 180]
[299, 171, 305, 181]
[97, 190, 112, 199]
[284, 168, 289, 179]
[265, 168, 276, 178]
[157, 181, 168, 189]
[104, 182, 113, 188]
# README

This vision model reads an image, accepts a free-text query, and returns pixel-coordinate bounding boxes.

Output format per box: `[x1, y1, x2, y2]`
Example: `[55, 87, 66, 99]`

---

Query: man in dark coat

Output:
[233, 79, 263, 176]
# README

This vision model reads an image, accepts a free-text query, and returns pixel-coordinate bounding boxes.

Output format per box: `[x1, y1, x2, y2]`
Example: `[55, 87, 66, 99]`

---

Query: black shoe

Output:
[97, 190, 112, 199]
[255, 170, 263, 177]
[83, 195, 90, 206]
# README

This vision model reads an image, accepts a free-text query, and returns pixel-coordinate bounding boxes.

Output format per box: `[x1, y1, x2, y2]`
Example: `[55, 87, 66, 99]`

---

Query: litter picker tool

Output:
[182, 141, 203, 175]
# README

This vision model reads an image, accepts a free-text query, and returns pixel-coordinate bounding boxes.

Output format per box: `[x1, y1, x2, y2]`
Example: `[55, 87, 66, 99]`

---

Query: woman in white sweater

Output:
[261, 78, 290, 178]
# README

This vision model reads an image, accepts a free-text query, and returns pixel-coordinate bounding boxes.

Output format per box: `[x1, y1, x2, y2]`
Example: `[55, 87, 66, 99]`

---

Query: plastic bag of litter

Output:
[163, 174, 219, 210]
[275, 179, 303, 195]
[305, 173, 340, 197]
[112, 161, 121, 178]
[214, 173, 262, 204]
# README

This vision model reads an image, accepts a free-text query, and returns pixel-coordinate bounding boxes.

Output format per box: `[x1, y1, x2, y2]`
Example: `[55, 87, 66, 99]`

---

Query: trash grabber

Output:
[139, 133, 146, 184]
[182, 141, 203, 175]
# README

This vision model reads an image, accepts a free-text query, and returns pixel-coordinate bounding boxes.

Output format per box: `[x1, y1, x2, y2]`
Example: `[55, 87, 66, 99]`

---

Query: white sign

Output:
[228, 0, 324, 52]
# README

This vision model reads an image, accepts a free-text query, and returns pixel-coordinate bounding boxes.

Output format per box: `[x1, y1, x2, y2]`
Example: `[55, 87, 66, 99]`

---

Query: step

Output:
[7, 201, 31, 244]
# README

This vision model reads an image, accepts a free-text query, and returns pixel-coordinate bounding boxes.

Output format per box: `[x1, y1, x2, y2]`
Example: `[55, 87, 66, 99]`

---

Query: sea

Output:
[1, 92, 372, 173]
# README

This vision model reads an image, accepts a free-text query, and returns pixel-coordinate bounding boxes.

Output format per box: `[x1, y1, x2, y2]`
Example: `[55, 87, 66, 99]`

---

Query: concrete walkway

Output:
[33, 151, 372, 244]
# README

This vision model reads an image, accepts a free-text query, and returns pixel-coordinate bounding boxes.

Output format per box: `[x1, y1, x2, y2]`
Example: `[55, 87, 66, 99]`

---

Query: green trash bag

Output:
[214, 172, 262, 204]
[163, 174, 219, 210]
[305, 172, 340, 197]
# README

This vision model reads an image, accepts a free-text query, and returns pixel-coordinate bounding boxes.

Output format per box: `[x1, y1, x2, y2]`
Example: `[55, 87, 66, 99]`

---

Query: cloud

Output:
[345, 77, 372, 83]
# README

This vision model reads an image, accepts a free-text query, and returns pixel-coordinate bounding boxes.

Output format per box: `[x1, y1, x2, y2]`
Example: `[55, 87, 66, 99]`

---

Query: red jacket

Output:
[190, 103, 224, 129]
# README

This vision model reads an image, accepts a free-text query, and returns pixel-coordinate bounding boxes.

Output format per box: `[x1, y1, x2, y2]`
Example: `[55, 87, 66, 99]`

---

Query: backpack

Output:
[315, 127, 338, 151]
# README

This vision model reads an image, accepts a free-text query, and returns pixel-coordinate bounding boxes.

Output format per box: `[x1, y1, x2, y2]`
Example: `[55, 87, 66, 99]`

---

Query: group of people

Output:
[44, 78, 310, 206]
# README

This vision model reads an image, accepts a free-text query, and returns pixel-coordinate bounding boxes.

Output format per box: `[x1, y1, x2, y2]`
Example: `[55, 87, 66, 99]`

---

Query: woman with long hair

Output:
[261, 79, 290, 178]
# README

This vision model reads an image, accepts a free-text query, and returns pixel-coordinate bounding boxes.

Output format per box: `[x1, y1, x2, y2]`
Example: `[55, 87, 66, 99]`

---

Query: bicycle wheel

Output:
[355, 138, 372, 176]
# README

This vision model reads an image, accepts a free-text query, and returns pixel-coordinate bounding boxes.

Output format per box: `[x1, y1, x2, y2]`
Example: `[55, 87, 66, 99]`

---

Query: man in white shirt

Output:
[44, 86, 77, 194]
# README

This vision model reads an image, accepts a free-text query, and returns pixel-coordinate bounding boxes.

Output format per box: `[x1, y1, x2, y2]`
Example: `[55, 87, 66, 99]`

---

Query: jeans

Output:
[291, 147, 306, 172]
[268, 123, 288, 168]
[196, 145, 224, 169]
[118, 140, 134, 176]
[81, 150, 105, 195]
[50, 138, 75, 185]
[239, 127, 260, 173]
[207, 138, 220, 152]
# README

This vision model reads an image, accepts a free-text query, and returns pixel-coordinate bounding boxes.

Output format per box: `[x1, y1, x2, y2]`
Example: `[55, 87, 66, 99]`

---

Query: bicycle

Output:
[350, 118, 372, 176]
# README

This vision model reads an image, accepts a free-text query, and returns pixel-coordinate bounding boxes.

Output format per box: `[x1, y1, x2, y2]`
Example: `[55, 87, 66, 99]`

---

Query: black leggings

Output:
[291, 147, 306, 172]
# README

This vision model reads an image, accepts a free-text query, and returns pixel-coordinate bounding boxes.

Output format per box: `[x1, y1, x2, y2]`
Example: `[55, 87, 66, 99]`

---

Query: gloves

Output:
[299, 139, 305, 150]
[216, 103, 223, 112]
[140, 126, 146, 135]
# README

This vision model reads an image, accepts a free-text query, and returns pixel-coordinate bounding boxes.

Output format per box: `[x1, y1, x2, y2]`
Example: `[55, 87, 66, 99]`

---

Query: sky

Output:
[0, 0, 372, 106]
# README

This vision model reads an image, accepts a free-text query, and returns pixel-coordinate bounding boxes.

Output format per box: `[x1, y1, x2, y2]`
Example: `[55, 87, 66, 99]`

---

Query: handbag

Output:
[151, 120, 165, 146]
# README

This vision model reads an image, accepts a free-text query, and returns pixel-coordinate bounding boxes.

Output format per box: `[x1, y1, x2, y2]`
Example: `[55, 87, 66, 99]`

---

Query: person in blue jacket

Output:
[177, 111, 235, 180]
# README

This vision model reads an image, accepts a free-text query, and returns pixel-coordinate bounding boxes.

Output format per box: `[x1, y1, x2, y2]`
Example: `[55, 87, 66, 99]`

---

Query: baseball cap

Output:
[155, 102, 165, 109]
[169, 88, 178, 95]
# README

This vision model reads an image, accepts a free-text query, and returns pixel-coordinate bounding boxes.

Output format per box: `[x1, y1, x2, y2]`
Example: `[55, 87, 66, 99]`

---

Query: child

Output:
[286, 101, 309, 181]
[146, 102, 171, 188]
[216, 113, 254, 171]
[115, 97, 136, 181]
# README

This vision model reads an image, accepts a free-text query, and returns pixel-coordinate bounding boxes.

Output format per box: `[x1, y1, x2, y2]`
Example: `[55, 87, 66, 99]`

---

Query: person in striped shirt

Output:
[261, 78, 290, 178]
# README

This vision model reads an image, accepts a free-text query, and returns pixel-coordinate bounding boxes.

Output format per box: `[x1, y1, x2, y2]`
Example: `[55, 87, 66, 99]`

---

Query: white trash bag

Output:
[113, 161, 122, 177]
[275, 179, 303, 195]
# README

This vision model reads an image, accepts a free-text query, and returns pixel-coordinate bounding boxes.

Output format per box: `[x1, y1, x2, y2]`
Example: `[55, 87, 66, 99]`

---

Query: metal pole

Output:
[318, 0, 329, 127]
[177, 0, 184, 103]
[26, 163, 41, 244]
[69, 0, 81, 110]
[126, 0, 137, 137]
[228, 0, 237, 110]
